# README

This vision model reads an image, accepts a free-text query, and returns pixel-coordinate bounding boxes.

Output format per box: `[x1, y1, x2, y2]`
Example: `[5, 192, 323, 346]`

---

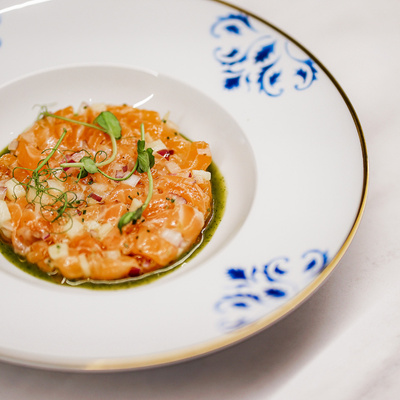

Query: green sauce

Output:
[0, 161, 226, 290]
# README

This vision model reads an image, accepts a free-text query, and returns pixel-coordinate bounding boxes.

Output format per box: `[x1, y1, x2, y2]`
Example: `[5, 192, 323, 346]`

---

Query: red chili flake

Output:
[157, 149, 174, 160]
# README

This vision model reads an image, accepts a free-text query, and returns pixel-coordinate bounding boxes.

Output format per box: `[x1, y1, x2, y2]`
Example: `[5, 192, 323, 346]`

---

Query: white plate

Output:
[0, 0, 368, 371]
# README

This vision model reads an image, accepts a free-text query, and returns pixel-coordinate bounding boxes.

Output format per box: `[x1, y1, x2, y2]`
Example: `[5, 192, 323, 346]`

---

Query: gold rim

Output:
[84, 0, 368, 371]
[3, 0, 369, 371]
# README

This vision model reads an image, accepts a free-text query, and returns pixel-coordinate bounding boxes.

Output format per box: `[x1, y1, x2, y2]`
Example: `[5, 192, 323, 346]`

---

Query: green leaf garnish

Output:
[117, 207, 144, 231]
[118, 123, 154, 232]
[93, 111, 122, 139]
[137, 145, 155, 173]
[14, 107, 156, 234]
[80, 156, 98, 174]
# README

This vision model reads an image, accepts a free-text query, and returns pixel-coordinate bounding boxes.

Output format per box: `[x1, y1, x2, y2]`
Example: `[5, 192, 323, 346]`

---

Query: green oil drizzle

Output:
[0, 161, 226, 290]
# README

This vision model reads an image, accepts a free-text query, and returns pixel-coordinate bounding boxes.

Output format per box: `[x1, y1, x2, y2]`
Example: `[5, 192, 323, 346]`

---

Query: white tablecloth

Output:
[1, 0, 399, 398]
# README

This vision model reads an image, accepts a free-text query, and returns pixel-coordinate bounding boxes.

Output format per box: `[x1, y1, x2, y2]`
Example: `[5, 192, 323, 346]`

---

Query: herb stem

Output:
[35, 129, 67, 173]
[143, 168, 154, 209]
[42, 112, 103, 132]
[97, 160, 139, 181]
[96, 135, 117, 167]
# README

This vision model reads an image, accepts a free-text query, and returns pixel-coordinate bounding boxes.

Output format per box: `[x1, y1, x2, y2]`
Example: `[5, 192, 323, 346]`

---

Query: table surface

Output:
[0, 0, 399, 399]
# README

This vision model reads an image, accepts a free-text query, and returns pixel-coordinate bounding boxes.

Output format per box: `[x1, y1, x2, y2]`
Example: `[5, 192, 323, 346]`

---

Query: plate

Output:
[0, 0, 368, 370]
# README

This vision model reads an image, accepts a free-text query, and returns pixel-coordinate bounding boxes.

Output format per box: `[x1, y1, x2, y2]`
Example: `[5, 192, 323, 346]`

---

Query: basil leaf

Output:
[80, 156, 98, 174]
[94, 111, 122, 139]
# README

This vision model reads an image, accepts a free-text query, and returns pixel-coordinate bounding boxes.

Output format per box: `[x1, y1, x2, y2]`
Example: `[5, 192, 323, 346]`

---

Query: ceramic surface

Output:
[0, 0, 367, 370]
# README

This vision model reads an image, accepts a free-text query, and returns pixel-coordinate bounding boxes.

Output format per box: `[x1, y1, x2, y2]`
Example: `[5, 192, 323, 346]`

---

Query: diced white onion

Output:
[78, 253, 91, 277]
[147, 139, 167, 153]
[5, 178, 26, 200]
[8, 139, 19, 151]
[77, 101, 89, 114]
[192, 170, 211, 184]
[1, 226, 12, 239]
[0, 200, 11, 226]
[84, 220, 100, 231]
[129, 198, 143, 212]
[90, 183, 108, 194]
[66, 217, 84, 239]
[160, 229, 183, 248]
[97, 222, 113, 240]
[27, 186, 38, 203]
[124, 174, 141, 188]
[166, 161, 181, 174]
[105, 250, 121, 260]
[70, 150, 87, 163]
[0, 187, 7, 201]
[48, 243, 69, 260]
[90, 103, 107, 114]
[145, 132, 154, 143]
[1, 219, 13, 232]
[47, 179, 65, 194]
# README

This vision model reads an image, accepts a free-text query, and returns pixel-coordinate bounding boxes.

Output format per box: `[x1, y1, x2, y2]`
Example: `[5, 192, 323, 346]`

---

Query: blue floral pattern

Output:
[211, 14, 318, 96]
[215, 249, 328, 331]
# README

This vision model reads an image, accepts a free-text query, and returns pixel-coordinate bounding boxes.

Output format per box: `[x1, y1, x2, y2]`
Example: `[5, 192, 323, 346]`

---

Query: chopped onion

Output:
[129, 267, 141, 277]
[105, 250, 121, 260]
[192, 170, 211, 184]
[0, 200, 11, 226]
[5, 178, 26, 200]
[91, 103, 107, 113]
[70, 150, 87, 163]
[147, 139, 167, 153]
[89, 192, 103, 202]
[124, 174, 141, 188]
[78, 253, 91, 277]
[157, 149, 174, 160]
[91, 183, 107, 193]
[48, 243, 69, 260]
[77, 101, 89, 114]
[8, 139, 19, 151]
[63, 159, 75, 172]
[0, 187, 7, 201]
[165, 161, 181, 174]
[115, 170, 125, 179]
[97, 222, 113, 240]
[129, 198, 143, 212]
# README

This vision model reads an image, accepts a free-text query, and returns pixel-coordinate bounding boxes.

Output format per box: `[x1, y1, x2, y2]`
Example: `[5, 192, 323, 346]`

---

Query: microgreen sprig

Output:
[18, 107, 156, 234]
[13, 128, 85, 228]
[118, 124, 155, 232]
[40, 109, 121, 176]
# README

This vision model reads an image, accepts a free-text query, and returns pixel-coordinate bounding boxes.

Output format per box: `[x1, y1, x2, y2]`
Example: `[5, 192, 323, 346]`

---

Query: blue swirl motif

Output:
[211, 14, 318, 96]
[215, 249, 329, 331]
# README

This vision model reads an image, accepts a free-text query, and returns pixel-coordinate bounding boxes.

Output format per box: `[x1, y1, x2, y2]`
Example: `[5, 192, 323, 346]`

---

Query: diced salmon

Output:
[0, 104, 214, 282]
